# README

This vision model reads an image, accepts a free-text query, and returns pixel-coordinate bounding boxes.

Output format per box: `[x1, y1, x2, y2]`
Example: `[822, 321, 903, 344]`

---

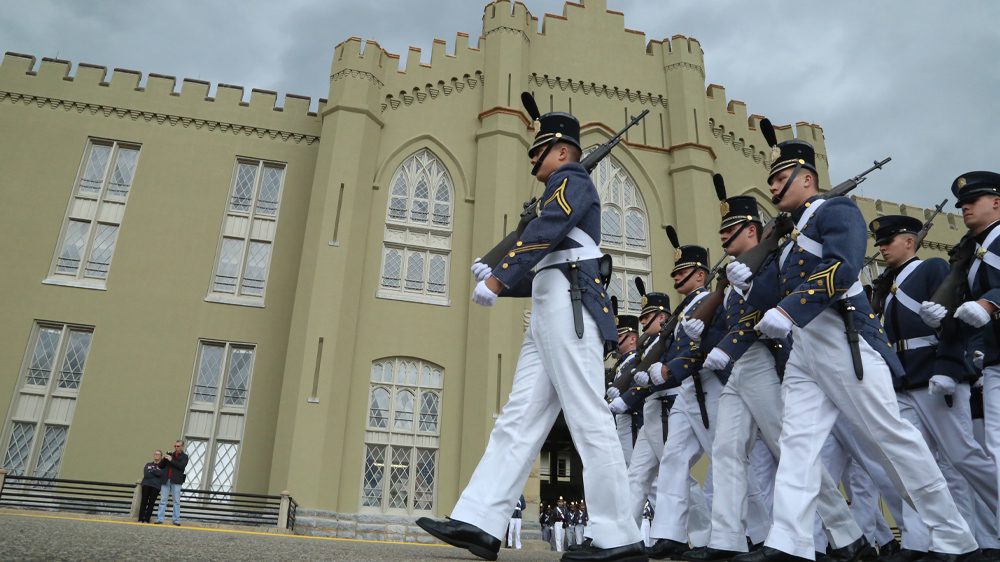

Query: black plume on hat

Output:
[634, 276, 646, 297]
[713, 174, 727, 202]
[666, 225, 680, 249]
[760, 118, 778, 149]
[521, 91, 541, 121]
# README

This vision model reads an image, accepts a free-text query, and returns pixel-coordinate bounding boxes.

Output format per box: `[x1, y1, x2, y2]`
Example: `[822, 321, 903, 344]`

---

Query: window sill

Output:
[376, 290, 450, 307]
[204, 293, 266, 308]
[42, 277, 108, 291]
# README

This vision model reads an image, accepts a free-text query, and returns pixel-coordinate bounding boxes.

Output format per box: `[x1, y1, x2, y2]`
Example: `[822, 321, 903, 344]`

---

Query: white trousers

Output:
[628, 393, 670, 523]
[450, 269, 641, 548]
[507, 518, 522, 549]
[649, 372, 722, 545]
[616, 413, 635, 465]
[898, 385, 997, 516]
[712, 343, 862, 553]
[766, 309, 977, 558]
[555, 524, 565, 551]
[576, 523, 586, 544]
[982, 365, 1000, 532]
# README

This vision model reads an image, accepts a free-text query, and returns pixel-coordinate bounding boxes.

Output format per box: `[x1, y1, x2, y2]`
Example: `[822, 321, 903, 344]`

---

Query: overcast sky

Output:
[2, 0, 997, 209]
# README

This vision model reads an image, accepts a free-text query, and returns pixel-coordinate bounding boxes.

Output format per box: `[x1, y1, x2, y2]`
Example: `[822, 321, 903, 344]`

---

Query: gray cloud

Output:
[2, 0, 996, 208]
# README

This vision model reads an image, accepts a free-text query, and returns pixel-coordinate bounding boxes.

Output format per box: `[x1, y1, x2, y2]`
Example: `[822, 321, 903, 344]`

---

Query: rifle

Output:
[930, 232, 977, 314]
[870, 198, 948, 314]
[735, 157, 892, 275]
[480, 110, 650, 267]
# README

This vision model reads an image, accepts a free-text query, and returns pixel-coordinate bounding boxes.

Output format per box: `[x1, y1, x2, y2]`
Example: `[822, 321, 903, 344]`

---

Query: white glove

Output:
[649, 362, 665, 386]
[919, 301, 948, 329]
[973, 350, 985, 370]
[726, 261, 753, 292]
[609, 397, 627, 414]
[681, 318, 705, 341]
[471, 258, 492, 282]
[928, 375, 957, 397]
[633, 371, 650, 386]
[472, 279, 498, 307]
[755, 308, 793, 339]
[703, 348, 731, 371]
[955, 301, 992, 328]
[606, 386, 620, 400]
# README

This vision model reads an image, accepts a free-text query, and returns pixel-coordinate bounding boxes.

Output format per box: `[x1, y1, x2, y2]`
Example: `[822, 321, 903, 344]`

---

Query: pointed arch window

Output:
[379, 149, 453, 305]
[362, 357, 443, 514]
[587, 151, 652, 314]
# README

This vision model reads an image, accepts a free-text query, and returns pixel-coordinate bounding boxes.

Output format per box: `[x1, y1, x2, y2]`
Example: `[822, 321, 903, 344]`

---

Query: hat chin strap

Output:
[721, 220, 753, 250]
[530, 141, 556, 177]
[771, 162, 803, 205]
[673, 266, 703, 291]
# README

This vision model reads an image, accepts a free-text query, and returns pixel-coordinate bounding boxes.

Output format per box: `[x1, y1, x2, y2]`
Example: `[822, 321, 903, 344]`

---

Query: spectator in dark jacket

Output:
[155, 440, 188, 526]
[138, 450, 164, 522]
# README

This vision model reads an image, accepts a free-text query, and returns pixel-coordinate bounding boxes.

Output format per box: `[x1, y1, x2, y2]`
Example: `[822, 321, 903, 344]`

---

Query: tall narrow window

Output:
[378, 149, 453, 305]
[587, 152, 652, 313]
[182, 341, 255, 492]
[361, 357, 443, 514]
[207, 160, 285, 306]
[2, 323, 93, 477]
[46, 140, 140, 289]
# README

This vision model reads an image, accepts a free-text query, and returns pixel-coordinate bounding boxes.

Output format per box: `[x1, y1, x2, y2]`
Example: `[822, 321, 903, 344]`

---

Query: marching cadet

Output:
[870, 214, 999, 559]
[611, 312, 643, 464]
[554, 497, 569, 552]
[612, 276, 711, 544]
[629, 238, 733, 558]
[680, 192, 867, 562]
[416, 96, 645, 562]
[920, 171, 1000, 540]
[728, 130, 978, 562]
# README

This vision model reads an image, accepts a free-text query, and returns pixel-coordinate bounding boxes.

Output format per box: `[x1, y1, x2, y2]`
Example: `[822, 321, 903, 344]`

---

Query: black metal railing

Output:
[0, 475, 133, 515]
[0, 474, 297, 530]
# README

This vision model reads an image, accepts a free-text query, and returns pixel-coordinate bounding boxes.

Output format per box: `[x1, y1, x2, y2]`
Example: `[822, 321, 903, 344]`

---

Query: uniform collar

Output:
[791, 195, 823, 223]
[975, 219, 1000, 244]
[890, 255, 920, 278]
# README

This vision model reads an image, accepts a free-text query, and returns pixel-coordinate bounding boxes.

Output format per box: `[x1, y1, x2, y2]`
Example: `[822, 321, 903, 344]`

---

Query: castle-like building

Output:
[0, 0, 963, 537]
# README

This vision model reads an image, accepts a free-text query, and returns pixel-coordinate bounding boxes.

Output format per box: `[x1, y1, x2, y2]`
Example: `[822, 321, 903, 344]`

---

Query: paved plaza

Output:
[0, 510, 561, 561]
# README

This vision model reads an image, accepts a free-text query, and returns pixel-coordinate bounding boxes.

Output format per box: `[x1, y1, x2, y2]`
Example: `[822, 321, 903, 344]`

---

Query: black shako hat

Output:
[868, 215, 923, 246]
[672, 245, 710, 276]
[720, 196, 762, 232]
[951, 171, 1000, 208]
[759, 118, 818, 183]
[522, 92, 582, 156]
[634, 276, 670, 318]
[615, 314, 640, 335]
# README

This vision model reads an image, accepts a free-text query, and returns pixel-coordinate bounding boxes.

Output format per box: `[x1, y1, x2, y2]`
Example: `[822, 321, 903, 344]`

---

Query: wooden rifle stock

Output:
[611, 312, 680, 395]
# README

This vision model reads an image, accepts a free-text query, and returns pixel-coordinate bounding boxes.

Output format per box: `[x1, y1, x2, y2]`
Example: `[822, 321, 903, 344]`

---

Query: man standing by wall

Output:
[155, 440, 188, 526]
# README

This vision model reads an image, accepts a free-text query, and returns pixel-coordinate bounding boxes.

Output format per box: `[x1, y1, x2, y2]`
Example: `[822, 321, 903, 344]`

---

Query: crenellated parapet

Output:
[0, 51, 322, 144]
[660, 34, 706, 78]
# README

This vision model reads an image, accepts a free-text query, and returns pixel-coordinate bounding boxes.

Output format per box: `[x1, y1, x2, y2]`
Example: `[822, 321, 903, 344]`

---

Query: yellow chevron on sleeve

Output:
[806, 262, 841, 298]
[543, 178, 572, 215]
[738, 311, 762, 326]
[510, 243, 549, 254]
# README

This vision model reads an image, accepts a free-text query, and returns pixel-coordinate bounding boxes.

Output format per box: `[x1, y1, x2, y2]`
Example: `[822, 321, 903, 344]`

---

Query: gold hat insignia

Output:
[720, 201, 730, 216]
[615, 317, 620, 326]
[957, 177, 967, 188]
[872, 220, 880, 231]
[641, 295, 648, 307]
[674, 248, 683, 261]
[770, 145, 781, 161]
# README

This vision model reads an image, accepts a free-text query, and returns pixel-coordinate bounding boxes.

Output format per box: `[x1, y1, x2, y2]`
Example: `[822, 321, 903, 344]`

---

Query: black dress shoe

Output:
[561, 541, 649, 561]
[415, 517, 500, 561]
[828, 537, 872, 562]
[731, 546, 811, 562]
[915, 550, 981, 562]
[979, 549, 1000, 562]
[569, 539, 596, 551]
[880, 550, 927, 562]
[683, 546, 742, 561]
[648, 539, 691, 560]
[878, 540, 901, 559]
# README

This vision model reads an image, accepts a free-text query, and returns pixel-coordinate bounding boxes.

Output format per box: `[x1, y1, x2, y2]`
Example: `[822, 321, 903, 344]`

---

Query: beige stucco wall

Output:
[0, 0, 960, 516]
